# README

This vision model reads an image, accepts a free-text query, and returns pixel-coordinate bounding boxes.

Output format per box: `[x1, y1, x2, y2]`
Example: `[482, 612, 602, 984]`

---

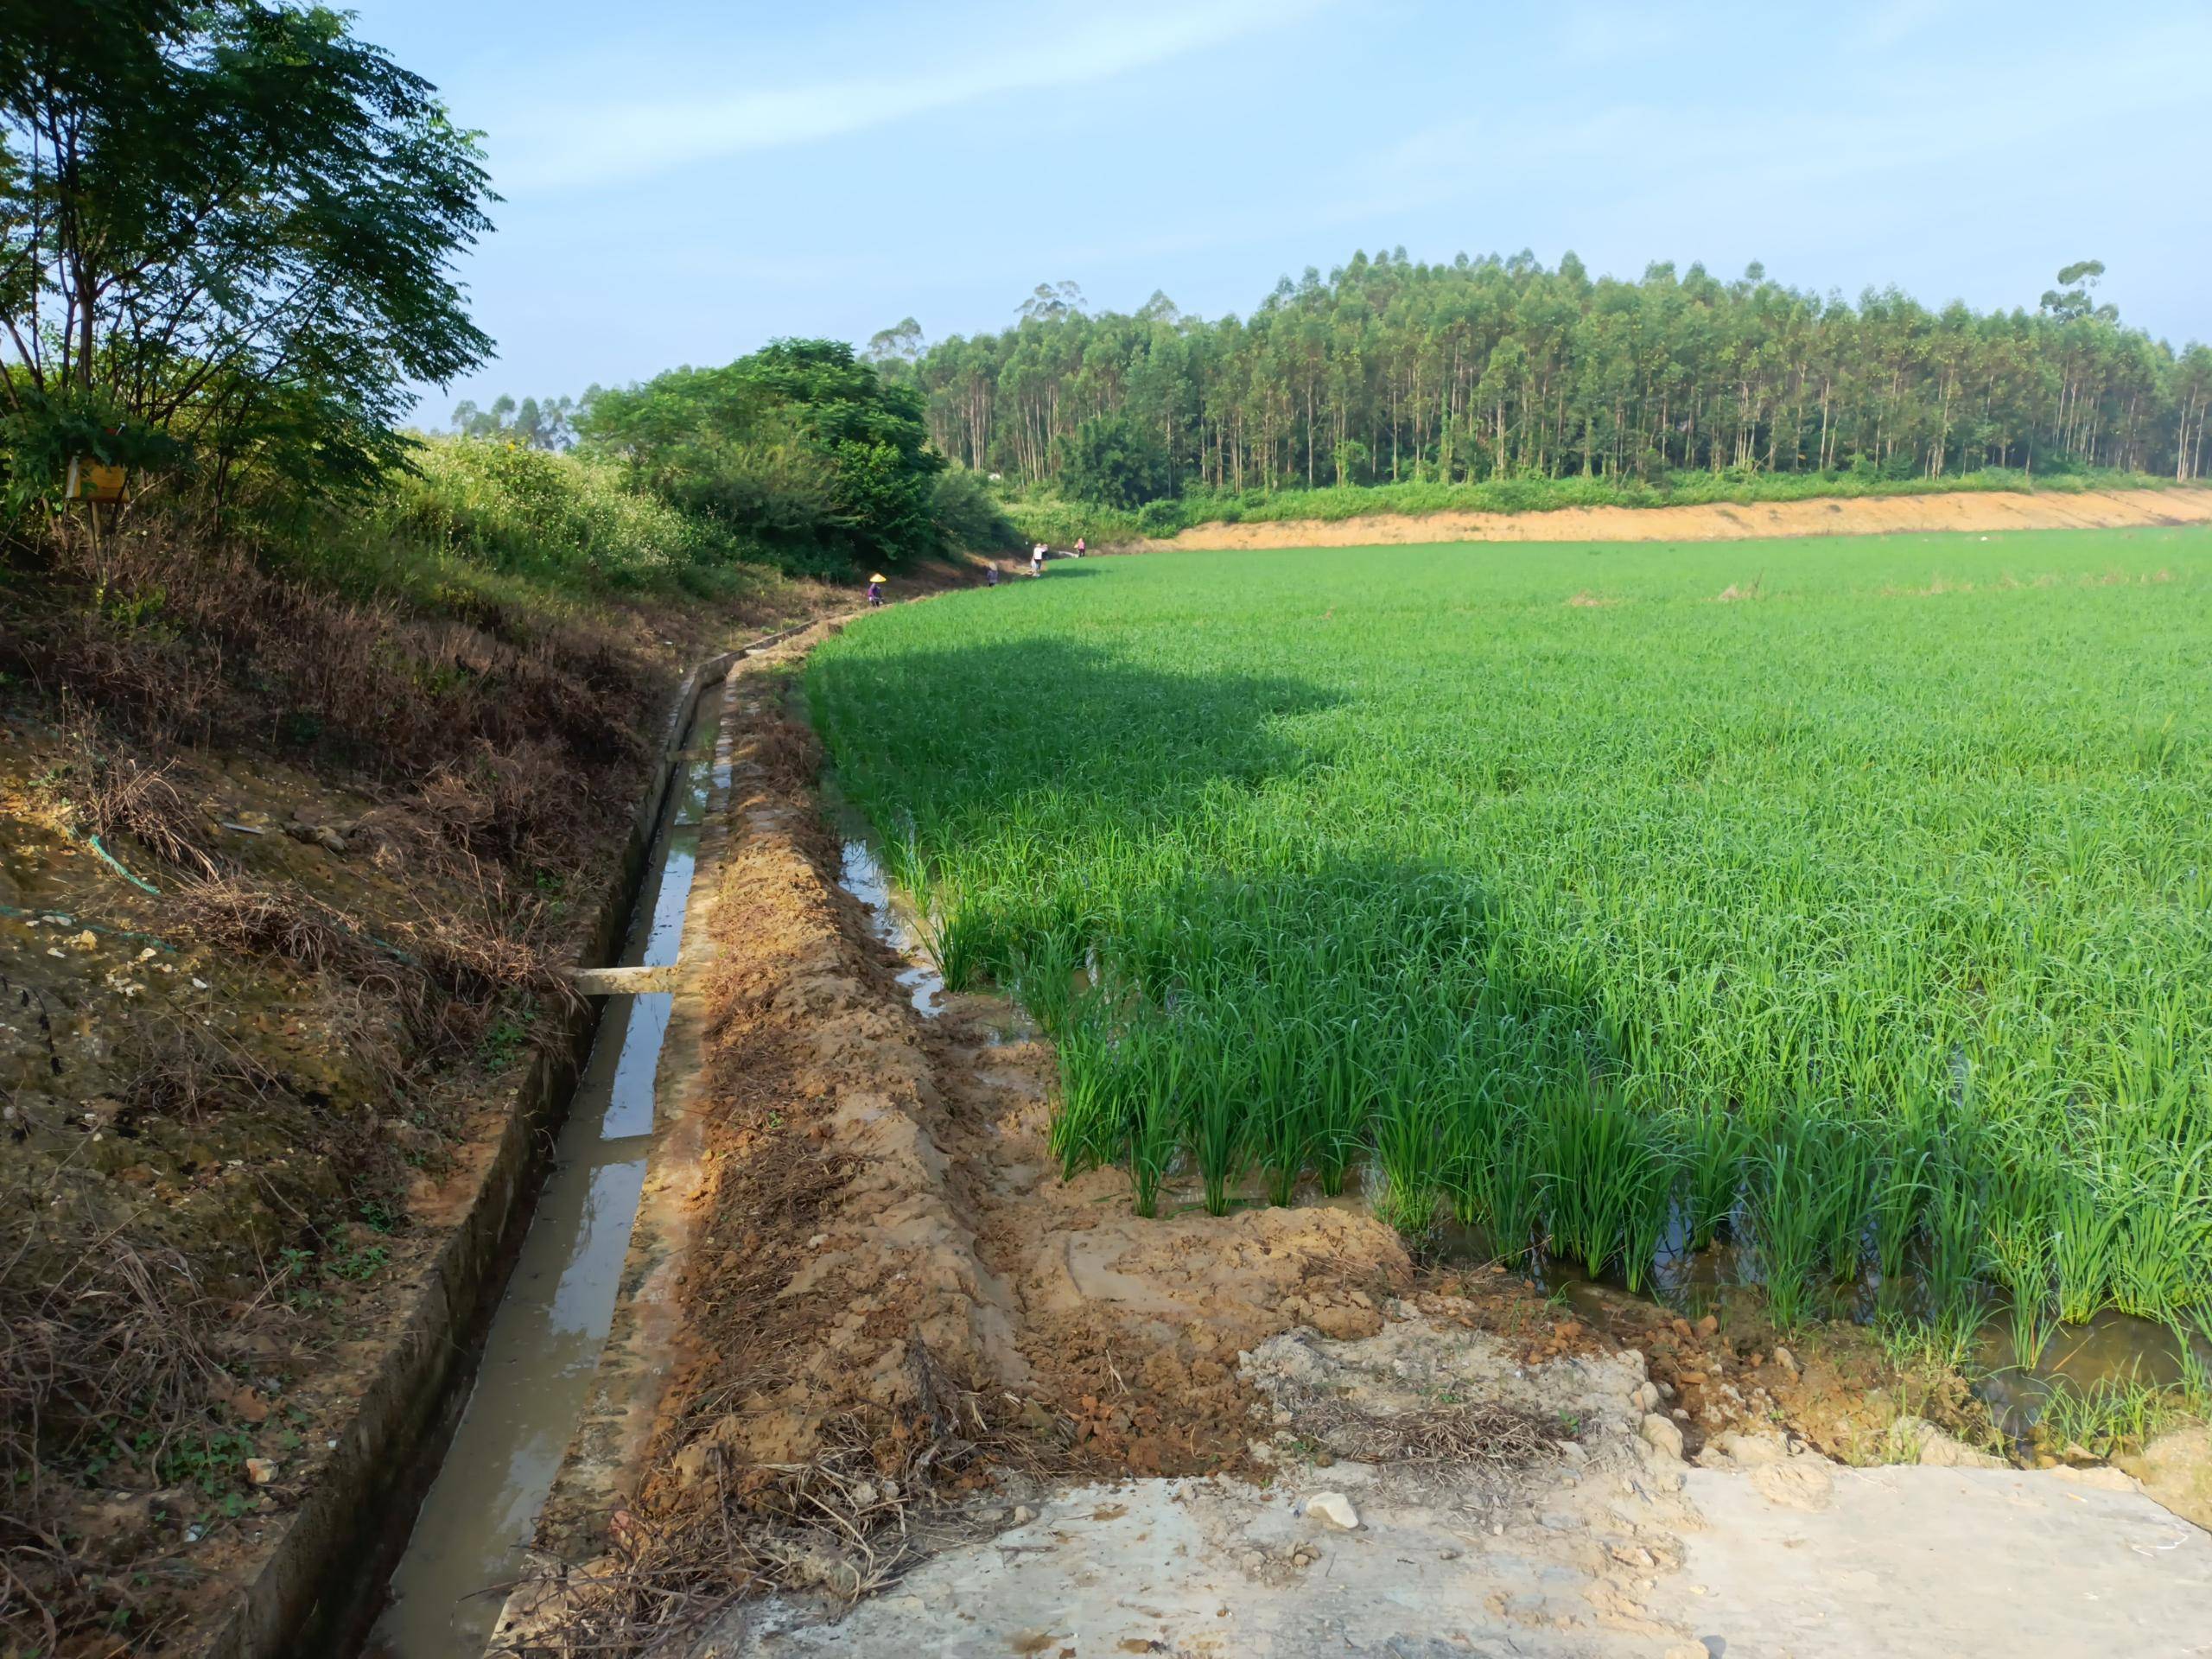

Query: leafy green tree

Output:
[1056, 410, 1170, 509]
[0, 0, 494, 513]
[583, 339, 943, 569]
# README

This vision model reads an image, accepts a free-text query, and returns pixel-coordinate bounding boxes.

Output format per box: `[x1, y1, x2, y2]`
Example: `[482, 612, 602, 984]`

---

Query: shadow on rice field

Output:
[807, 525, 2212, 1438]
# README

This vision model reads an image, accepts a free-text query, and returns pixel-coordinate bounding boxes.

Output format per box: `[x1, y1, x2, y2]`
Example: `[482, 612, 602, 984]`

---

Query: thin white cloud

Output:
[499, 0, 1332, 193]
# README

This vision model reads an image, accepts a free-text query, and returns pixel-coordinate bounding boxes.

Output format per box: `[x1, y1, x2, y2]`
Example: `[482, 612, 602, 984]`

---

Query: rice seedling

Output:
[2174, 1313, 2212, 1416]
[2035, 1371, 2185, 1458]
[1252, 1010, 1320, 1205]
[1983, 1160, 2060, 1365]
[811, 524, 2212, 1343]
[1048, 1020, 1121, 1179]
[1871, 1128, 1936, 1287]
[1923, 1141, 1986, 1320]
[2046, 1168, 2123, 1328]
[1310, 1026, 1376, 1198]
[1679, 1100, 1748, 1251]
[1125, 1025, 1185, 1220]
[1441, 1096, 1546, 1263]
[1184, 1016, 1254, 1216]
[1535, 1082, 1677, 1292]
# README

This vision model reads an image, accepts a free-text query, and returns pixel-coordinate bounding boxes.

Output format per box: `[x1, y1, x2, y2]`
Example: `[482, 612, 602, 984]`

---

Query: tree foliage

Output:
[1056, 410, 1171, 509]
[883, 252, 2212, 494]
[0, 0, 495, 513]
[451, 392, 575, 449]
[581, 339, 945, 569]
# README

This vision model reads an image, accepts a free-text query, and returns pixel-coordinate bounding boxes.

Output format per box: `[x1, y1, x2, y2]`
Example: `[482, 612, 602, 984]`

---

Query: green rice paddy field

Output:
[809, 525, 2212, 1351]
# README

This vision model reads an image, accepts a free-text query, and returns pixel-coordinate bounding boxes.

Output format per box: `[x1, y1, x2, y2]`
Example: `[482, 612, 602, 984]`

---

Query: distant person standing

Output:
[1073, 537, 1086, 557]
[985, 563, 1000, 588]
[868, 572, 886, 607]
[1030, 543, 1046, 576]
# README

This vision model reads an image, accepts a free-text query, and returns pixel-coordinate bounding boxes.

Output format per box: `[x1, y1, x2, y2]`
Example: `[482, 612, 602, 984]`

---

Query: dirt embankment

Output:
[0, 524, 864, 1656]
[1165, 484, 2212, 550]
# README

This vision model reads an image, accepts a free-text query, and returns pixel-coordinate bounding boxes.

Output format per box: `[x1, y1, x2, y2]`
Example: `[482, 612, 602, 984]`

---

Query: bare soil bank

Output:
[501, 633, 2212, 1658]
[0, 526, 872, 1655]
[1165, 484, 2212, 550]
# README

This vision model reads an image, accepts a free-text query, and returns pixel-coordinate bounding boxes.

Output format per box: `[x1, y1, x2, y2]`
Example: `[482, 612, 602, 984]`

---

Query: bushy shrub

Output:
[372, 438, 736, 590]
[931, 467, 1019, 551]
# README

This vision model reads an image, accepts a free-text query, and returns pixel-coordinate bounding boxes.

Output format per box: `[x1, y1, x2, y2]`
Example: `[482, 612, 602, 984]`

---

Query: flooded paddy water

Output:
[361, 686, 728, 1657]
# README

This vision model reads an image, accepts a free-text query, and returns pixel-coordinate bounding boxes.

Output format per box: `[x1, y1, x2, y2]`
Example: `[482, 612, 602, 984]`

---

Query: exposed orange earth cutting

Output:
[1165, 484, 2212, 550]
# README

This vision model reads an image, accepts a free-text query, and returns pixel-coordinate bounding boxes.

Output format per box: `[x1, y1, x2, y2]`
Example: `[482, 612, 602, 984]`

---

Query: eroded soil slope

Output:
[1166, 483, 2212, 550]
[0, 526, 847, 1656]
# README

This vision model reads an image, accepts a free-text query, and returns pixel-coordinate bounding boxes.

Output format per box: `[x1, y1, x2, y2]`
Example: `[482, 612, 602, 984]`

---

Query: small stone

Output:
[245, 1459, 279, 1485]
[1640, 1414, 1685, 1460]
[1011, 1504, 1035, 1524]
[72, 931, 98, 950]
[1773, 1344, 1798, 1376]
[1717, 1431, 1787, 1467]
[1304, 1491, 1360, 1530]
[1556, 1440, 1587, 1465]
[1695, 1314, 1719, 1338]
[1632, 1381, 1661, 1412]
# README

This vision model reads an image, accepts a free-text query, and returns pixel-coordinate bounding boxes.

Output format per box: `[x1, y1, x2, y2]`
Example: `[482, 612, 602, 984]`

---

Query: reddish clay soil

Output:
[1166, 484, 2212, 550]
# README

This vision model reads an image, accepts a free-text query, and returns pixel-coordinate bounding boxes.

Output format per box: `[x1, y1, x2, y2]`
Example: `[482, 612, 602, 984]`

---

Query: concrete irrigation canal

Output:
[361, 677, 733, 1656]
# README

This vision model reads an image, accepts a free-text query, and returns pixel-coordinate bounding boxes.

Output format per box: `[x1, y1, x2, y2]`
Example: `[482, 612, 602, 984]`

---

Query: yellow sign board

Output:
[66, 457, 127, 503]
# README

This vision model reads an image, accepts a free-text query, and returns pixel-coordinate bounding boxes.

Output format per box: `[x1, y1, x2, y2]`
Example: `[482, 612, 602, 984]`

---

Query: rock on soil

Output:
[2121, 1425, 2212, 1533]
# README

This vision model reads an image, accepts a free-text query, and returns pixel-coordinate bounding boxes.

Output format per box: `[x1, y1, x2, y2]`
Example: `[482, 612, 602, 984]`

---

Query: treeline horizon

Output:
[862, 251, 2212, 503]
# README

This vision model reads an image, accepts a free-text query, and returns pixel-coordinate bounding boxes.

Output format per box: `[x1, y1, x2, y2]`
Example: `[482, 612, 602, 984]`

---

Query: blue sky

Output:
[346, 0, 2212, 421]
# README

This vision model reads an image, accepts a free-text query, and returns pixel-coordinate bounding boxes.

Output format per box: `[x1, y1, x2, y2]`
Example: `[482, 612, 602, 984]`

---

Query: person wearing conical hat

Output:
[868, 573, 887, 607]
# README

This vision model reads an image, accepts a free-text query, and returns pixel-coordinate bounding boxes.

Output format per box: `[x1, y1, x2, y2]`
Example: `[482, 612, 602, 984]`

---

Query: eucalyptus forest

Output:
[874, 253, 2212, 500]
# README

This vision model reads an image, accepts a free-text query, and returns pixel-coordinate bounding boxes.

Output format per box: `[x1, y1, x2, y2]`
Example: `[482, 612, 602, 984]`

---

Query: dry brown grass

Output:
[3, 525, 655, 870]
[44, 710, 225, 880]
[116, 1006, 283, 1128]
[505, 1345, 1012, 1657]
[0, 1225, 224, 1646]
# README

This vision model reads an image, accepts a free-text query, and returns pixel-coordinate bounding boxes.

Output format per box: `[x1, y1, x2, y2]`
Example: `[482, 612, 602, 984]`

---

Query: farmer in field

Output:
[868, 572, 886, 607]
[1030, 543, 1046, 576]
[985, 563, 1000, 587]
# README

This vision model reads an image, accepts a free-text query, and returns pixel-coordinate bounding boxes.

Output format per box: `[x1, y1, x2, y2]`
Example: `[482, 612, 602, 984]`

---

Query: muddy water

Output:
[823, 791, 947, 1020]
[362, 693, 722, 1658]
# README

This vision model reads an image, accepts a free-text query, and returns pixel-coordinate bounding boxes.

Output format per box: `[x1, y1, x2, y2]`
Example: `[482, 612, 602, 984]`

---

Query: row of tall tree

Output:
[872, 255, 2212, 501]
